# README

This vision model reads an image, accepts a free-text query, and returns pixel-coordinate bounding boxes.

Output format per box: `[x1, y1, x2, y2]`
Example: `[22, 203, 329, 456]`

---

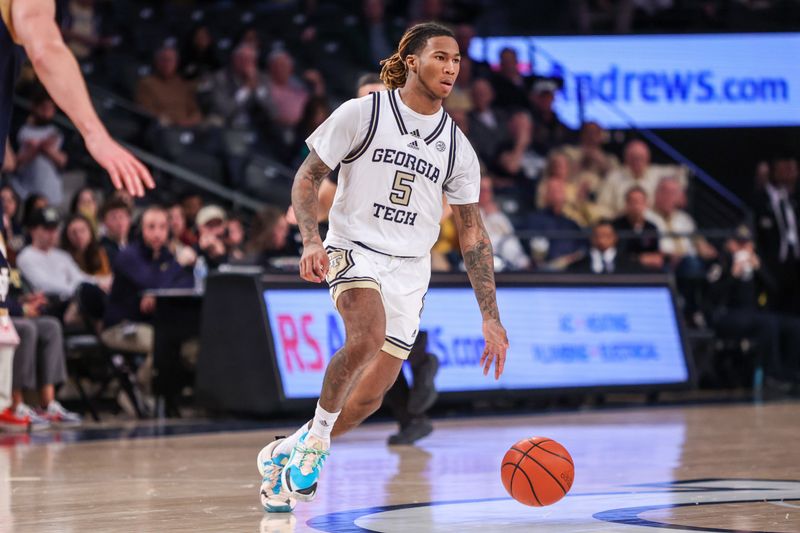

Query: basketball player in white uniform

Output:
[257, 22, 509, 513]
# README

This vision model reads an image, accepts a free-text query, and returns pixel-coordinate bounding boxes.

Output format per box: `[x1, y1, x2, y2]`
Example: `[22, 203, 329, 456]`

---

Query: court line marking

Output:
[306, 478, 800, 533]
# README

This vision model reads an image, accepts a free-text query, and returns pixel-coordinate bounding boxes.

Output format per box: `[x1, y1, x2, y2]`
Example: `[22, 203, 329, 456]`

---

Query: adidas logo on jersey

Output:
[410, 129, 421, 138]
[407, 140, 419, 150]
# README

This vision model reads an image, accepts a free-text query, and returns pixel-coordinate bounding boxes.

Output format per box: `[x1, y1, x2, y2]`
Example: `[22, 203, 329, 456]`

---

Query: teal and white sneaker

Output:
[258, 438, 296, 513]
[280, 432, 329, 502]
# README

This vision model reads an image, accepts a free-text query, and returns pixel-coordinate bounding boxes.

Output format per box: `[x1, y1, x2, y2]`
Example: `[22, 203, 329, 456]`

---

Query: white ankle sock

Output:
[275, 420, 312, 457]
[308, 402, 340, 445]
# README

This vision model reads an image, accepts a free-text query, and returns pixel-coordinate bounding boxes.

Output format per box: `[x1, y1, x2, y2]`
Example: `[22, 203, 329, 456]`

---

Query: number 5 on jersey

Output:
[389, 170, 416, 207]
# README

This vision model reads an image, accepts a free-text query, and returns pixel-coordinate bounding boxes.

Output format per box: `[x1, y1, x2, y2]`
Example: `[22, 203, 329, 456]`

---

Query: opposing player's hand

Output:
[85, 131, 155, 197]
[481, 318, 509, 380]
[299, 241, 329, 283]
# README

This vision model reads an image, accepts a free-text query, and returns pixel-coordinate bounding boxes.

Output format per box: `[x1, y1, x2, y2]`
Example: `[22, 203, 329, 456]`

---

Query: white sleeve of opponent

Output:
[305, 97, 369, 170]
[443, 129, 481, 205]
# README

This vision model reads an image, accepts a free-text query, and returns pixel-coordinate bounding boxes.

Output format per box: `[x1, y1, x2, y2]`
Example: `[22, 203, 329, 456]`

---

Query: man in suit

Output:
[612, 186, 664, 271]
[569, 220, 642, 274]
[753, 156, 800, 314]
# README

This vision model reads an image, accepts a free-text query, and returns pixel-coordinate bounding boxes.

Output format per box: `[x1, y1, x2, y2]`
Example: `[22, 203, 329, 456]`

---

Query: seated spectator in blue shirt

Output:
[520, 178, 586, 271]
[101, 206, 193, 356]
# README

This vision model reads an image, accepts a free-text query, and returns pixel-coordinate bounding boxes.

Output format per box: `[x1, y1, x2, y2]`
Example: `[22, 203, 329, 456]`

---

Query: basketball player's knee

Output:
[344, 328, 384, 362]
[352, 391, 384, 417]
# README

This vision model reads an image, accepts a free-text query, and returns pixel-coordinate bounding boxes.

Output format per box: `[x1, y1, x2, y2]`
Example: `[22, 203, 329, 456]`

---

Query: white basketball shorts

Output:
[323, 235, 430, 360]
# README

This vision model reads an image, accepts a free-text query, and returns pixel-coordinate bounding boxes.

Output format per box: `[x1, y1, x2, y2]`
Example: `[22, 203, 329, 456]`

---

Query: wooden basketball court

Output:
[1, 401, 798, 532]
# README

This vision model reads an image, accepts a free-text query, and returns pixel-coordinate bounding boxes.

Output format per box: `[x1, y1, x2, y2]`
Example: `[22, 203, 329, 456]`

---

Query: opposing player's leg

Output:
[279, 287, 386, 500]
[332, 350, 404, 437]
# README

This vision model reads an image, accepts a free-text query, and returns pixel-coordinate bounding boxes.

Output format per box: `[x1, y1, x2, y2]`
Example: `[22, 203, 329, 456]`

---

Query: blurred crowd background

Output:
[2, 0, 799, 424]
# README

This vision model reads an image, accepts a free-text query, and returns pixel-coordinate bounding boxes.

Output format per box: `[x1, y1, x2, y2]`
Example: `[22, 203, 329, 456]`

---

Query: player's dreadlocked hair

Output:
[379, 22, 456, 90]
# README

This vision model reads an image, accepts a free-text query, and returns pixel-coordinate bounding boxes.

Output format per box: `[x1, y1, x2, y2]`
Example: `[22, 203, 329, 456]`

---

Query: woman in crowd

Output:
[1, 185, 25, 258]
[61, 214, 112, 282]
[69, 186, 100, 234]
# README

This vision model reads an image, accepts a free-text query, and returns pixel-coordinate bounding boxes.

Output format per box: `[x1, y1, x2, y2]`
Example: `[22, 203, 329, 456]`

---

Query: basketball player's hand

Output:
[299, 241, 329, 283]
[481, 318, 509, 380]
[85, 132, 155, 197]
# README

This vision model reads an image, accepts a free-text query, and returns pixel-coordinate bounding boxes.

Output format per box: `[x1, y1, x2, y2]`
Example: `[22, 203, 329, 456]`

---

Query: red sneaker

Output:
[0, 406, 31, 432]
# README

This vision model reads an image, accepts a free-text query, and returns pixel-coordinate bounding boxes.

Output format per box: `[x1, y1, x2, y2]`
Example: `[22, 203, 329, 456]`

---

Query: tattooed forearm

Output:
[453, 203, 500, 321]
[291, 149, 332, 245]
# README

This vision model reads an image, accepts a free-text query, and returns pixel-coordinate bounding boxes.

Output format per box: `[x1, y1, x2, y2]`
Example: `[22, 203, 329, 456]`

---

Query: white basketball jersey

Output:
[306, 89, 480, 258]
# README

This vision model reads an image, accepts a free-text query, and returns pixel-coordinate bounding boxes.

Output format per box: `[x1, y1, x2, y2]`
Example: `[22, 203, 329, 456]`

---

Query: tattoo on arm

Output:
[453, 203, 500, 321]
[291, 149, 332, 245]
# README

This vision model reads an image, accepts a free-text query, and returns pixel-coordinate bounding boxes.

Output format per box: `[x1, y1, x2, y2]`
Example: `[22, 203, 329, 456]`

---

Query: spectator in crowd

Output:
[99, 197, 132, 266]
[431, 201, 460, 272]
[194, 205, 229, 268]
[21, 193, 48, 229]
[478, 176, 530, 270]
[612, 186, 664, 270]
[562, 121, 619, 198]
[16, 207, 107, 325]
[225, 216, 246, 262]
[535, 150, 599, 227]
[493, 110, 545, 200]
[467, 78, 507, 164]
[443, 55, 473, 113]
[135, 45, 203, 128]
[293, 96, 331, 165]
[570, 0, 635, 34]
[316, 73, 386, 223]
[569, 220, 642, 274]
[2, 139, 16, 176]
[350, 0, 405, 70]
[754, 156, 800, 314]
[266, 50, 310, 132]
[521, 178, 585, 270]
[180, 24, 222, 81]
[454, 23, 491, 78]
[102, 206, 193, 372]
[1, 185, 25, 258]
[529, 78, 573, 152]
[16, 90, 68, 205]
[598, 139, 686, 216]
[69, 186, 100, 234]
[649, 177, 716, 266]
[60, 0, 115, 61]
[167, 201, 194, 259]
[706, 226, 800, 389]
[7, 293, 81, 426]
[204, 43, 272, 132]
[236, 27, 264, 64]
[242, 206, 297, 270]
[167, 205, 198, 273]
[179, 192, 204, 231]
[489, 48, 531, 111]
[61, 214, 112, 280]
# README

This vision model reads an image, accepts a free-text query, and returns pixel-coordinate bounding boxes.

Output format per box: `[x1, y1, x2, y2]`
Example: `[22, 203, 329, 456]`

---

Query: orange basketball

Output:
[501, 437, 574, 506]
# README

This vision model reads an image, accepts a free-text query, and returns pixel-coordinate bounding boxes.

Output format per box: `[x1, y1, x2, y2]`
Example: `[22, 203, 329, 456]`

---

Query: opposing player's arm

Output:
[12, 0, 154, 196]
[452, 203, 509, 379]
[292, 149, 332, 283]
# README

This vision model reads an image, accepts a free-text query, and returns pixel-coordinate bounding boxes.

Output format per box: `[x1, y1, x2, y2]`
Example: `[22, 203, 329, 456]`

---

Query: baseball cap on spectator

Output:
[532, 79, 559, 95]
[28, 207, 61, 229]
[195, 205, 227, 228]
[734, 224, 754, 243]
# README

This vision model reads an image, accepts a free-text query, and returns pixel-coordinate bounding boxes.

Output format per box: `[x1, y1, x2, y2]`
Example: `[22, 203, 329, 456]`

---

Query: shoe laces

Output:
[295, 445, 329, 476]
[15, 403, 36, 418]
[263, 455, 286, 486]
